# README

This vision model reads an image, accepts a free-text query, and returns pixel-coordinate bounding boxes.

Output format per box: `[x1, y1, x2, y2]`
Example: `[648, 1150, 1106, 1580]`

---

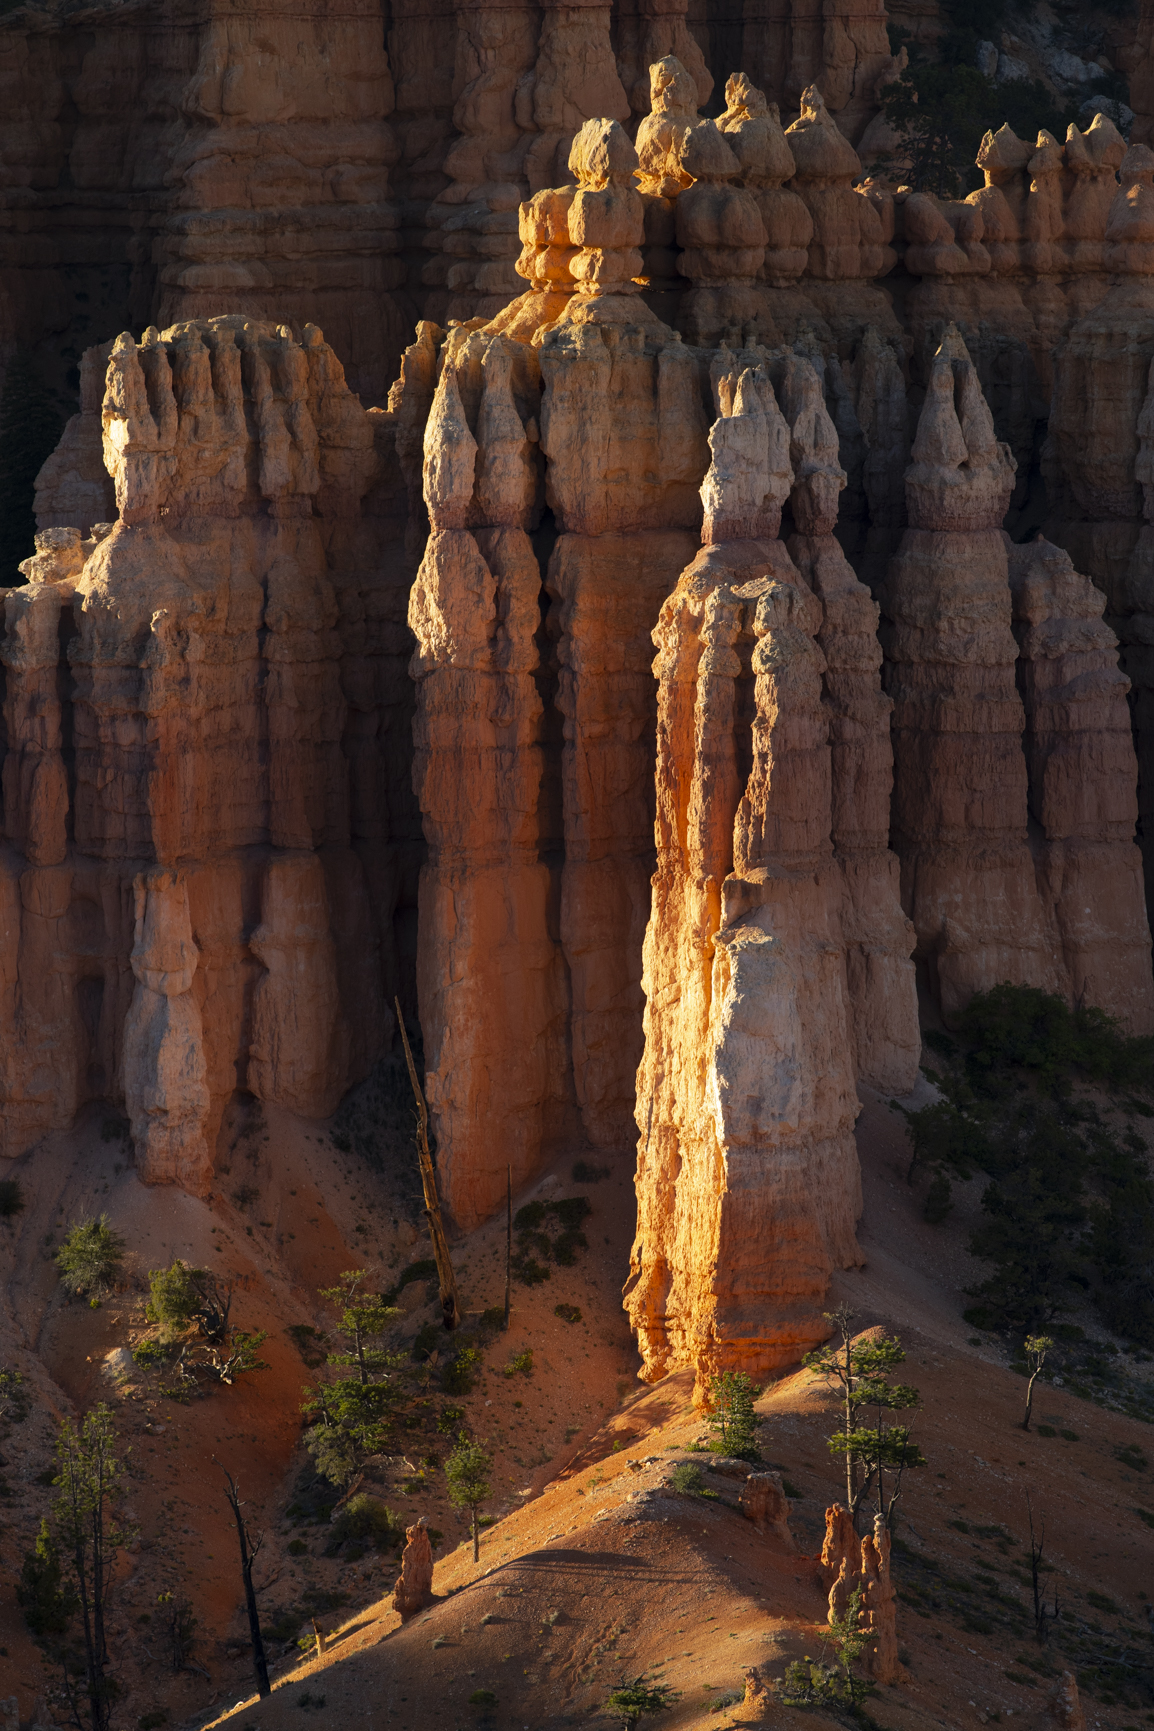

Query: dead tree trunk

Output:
[396, 997, 462, 1330]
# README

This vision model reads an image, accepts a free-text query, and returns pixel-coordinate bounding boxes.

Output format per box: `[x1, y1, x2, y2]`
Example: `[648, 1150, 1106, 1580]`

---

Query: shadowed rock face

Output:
[0, 315, 419, 1182]
[11, 29, 1154, 1382]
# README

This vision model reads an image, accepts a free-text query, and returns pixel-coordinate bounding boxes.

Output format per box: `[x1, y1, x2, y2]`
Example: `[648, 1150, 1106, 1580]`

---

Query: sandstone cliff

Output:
[1, 316, 416, 1177]
[624, 349, 915, 1388]
[9, 29, 1154, 1392]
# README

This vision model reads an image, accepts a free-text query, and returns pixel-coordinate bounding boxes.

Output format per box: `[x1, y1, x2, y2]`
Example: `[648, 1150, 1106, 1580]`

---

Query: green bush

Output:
[902, 984, 1154, 1342]
[443, 1346, 482, 1394]
[604, 1677, 678, 1730]
[670, 1463, 705, 1495]
[554, 1303, 582, 1324]
[512, 1196, 591, 1283]
[503, 1349, 533, 1379]
[145, 1262, 204, 1332]
[55, 1216, 126, 1296]
[329, 1493, 397, 1548]
[131, 1339, 171, 1369]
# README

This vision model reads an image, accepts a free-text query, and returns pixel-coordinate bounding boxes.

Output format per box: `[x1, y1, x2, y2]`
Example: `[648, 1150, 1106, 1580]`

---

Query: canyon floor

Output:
[1, 1070, 1151, 1731]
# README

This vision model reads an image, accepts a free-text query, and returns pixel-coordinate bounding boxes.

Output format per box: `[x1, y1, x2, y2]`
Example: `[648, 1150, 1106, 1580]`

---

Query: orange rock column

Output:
[1008, 535, 1154, 1031]
[409, 330, 572, 1228]
[627, 354, 868, 1389]
[778, 352, 919, 1093]
[880, 326, 1059, 1020]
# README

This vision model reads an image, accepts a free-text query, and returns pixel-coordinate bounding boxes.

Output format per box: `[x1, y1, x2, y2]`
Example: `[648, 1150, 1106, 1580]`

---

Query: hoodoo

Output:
[7, 34, 1154, 1379]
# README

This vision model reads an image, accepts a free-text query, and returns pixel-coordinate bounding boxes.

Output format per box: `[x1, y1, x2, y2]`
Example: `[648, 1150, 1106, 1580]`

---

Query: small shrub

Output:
[0, 1179, 25, 1220]
[468, 1687, 497, 1708]
[1086, 1591, 1118, 1615]
[146, 1262, 205, 1332]
[480, 1306, 506, 1329]
[512, 1196, 591, 1282]
[504, 1349, 533, 1379]
[444, 1346, 483, 1394]
[232, 1184, 259, 1209]
[671, 1463, 705, 1495]
[554, 1303, 582, 1324]
[131, 1339, 171, 1369]
[438, 1404, 466, 1435]
[287, 1539, 308, 1556]
[296, 1693, 326, 1711]
[330, 1494, 397, 1547]
[1036, 1424, 1056, 1438]
[55, 1215, 125, 1296]
[572, 1161, 610, 1183]
[137, 1714, 168, 1730]
[604, 1676, 679, 1729]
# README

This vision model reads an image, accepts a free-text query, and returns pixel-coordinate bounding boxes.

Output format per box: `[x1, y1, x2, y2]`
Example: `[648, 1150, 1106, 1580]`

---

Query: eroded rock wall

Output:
[623, 349, 915, 1386]
[0, 316, 416, 1181]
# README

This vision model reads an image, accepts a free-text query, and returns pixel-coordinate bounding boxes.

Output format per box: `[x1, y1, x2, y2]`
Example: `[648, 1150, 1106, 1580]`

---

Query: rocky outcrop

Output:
[821, 1503, 901, 1684]
[624, 350, 913, 1387]
[880, 327, 1060, 1021]
[1008, 536, 1153, 1026]
[392, 1518, 434, 1620]
[739, 1470, 793, 1547]
[737, 0, 896, 145]
[408, 329, 572, 1230]
[1049, 1672, 1087, 1731]
[0, 316, 414, 1172]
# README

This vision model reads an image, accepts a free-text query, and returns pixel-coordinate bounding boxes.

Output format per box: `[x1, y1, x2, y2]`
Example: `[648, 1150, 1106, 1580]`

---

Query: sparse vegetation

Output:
[504, 1348, 533, 1379]
[328, 1493, 397, 1548]
[154, 1590, 197, 1671]
[443, 1345, 483, 1396]
[604, 1676, 678, 1730]
[804, 1307, 926, 1526]
[445, 1436, 493, 1563]
[55, 1216, 126, 1297]
[511, 1196, 591, 1285]
[899, 985, 1154, 1343]
[18, 1405, 133, 1731]
[301, 1271, 407, 1485]
[670, 1463, 706, 1495]
[880, 0, 1088, 198]
[783, 1584, 872, 1707]
[705, 1370, 761, 1459]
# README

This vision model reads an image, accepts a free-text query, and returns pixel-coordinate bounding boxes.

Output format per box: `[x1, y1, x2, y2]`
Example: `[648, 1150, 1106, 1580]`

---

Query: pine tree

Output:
[0, 348, 63, 584]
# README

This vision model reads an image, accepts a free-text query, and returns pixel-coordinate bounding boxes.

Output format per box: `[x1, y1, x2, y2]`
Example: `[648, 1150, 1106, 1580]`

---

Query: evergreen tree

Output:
[804, 1308, 926, 1527]
[445, 1435, 492, 1562]
[0, 348, 63, 584]
[301, 1270, 406, 1485]
[705, 1370, 761, 1458]
[19, 1406, 133, 1731]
